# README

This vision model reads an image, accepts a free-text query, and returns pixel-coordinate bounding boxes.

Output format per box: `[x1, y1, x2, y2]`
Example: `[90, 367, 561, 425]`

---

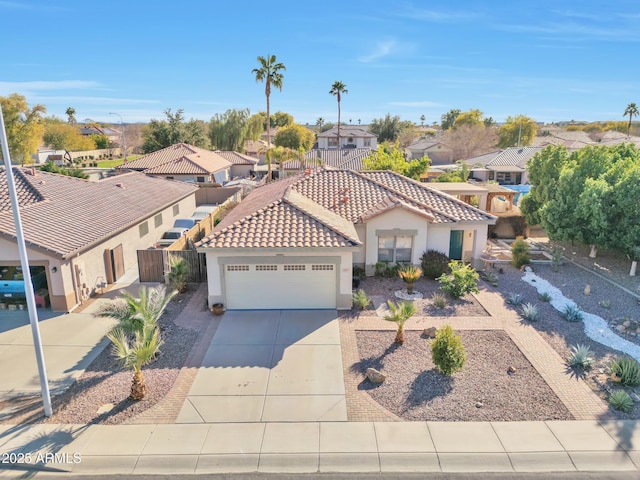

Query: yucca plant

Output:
[352, 289, 371, 310]
[168, 255, 189, 293]
[609, 356, 640, 387]
[567, 344, 594, 369]
[398, 264, 422, 294]
[432, 292, 447, 309]
[539, 292, 552, 302]
[609, 390, 634, 413]
[520, 302, 540, 322]
[507, 292, 524, 306]
[563, 304, 584, 322]
[384, 300, 416, 345]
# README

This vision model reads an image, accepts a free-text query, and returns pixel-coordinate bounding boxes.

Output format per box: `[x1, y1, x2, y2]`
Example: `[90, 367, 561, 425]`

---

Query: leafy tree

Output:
[442, 123, 498, 160]
[209, 108, 255, 151]
[454, 109, 484, 127]
[0, 93, 46, 165]
[329, 81, 348, 148]
[440, 108, 461, 130]
[484, 116, 496, 127]
[65, 107, 76, 124]
[435, 160, 478, 183]
[624, 102, 638, 135]
[271, 111, 293, 128]
[498, 115, 538, 148]
[363, 144, 408, 173]
[369, 113, 414, 143]
[91, 134, 109, 149]
[43, 119, 95, 151]
[431, 325, 466, 375]
[437, 260, 479, 299]
[141, 109, 209, 153]
[252, 54, 286, 182]
[274, 123, 315, 150]
[404, 157, 430, 181]
[321, 121, 334, 132]
[420, 114, 425, 126]
[383, 300, 416, 344]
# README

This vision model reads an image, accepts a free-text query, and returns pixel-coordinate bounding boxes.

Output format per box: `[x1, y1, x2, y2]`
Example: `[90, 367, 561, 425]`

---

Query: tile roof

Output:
[117, 143, 231, 174]
[284, 148, 375, 171]
[464, 147, 542, 169]
[317, 126, 376, 138]
[214, 151, 259, 165]
[0, 168, 197, 259]
[198, 167, 494, 251]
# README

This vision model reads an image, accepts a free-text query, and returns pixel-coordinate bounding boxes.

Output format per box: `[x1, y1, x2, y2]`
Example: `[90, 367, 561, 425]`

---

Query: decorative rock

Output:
[524, 266, 533, 273]
[623, 320, 632, 328]
[507, 366, 516, 375]
[366, 368, 386, 384]
[423, 327, 438, 339]
[96, 403, 114, 415]
[631, 393, 640, 403]
[636, 328, 640, 334]
[583, 284, 591, 296]
[617, 325, 626, 333]
[394, 289, 423, 300]
[475, 401, 483, 408]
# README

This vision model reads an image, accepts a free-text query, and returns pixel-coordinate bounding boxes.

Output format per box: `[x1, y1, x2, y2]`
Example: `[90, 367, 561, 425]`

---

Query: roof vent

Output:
[517, 149, 524, 154]
[115, 183, 125, 189]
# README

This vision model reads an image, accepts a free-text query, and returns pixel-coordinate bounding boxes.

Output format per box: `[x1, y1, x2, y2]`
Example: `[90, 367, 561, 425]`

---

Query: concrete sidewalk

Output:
[0, 420, 638, 475]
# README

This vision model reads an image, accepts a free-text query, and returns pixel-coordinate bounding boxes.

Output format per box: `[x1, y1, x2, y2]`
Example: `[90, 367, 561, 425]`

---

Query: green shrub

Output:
[511, 236, 531, 268]
[539, 292, 552, 302]
[432, 292, 447, 309]
[567, 344, 594, 369]
[563, 304, 584, 322]
[520, 302, 540, 322]
[420, 250, 451, 279]
[352, 289, 371, 310]
[598, 300, 611, 309]
[375, 261, 399, 278]
[507, 292, 524, 306]
[610, 356, 640, 387]
[167, 256, 189, 293]
[431, 325, 466, 375]
[437, 261, 479, 299]
[609, 390, 634, 413]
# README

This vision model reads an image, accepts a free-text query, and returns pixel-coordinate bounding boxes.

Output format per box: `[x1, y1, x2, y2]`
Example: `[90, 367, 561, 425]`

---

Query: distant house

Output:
[0, 168, 197, 311]
[79, 125, 122, 144]
[317, 126, 377, 150]
[214, 151, 259, 179]
[597, 131, 640, 147]
[116, 143, 232, 185]
[406, 137, 453, 165]
[462, 147, 546, 185]
[281, 147, 376, 175]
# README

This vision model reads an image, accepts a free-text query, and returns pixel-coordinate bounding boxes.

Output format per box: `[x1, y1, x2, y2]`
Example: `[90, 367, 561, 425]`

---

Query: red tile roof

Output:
[117, 143, 231, 174]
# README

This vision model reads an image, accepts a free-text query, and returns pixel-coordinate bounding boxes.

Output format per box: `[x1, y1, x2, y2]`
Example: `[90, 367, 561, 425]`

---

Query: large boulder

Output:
[366, 368, 386, 384]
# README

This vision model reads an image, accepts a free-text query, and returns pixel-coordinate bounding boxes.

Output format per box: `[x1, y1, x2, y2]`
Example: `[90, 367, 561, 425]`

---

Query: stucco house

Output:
[462, 147, 546, 185]
[317, 127, 377, 150]
[196, 167, 495, 310]
[117, 143, 232, 185]
[214, 151, 259, 179]
[0, 168, 197, 311]
[282, 147, 376, 175]
[406, 137, 454, 165]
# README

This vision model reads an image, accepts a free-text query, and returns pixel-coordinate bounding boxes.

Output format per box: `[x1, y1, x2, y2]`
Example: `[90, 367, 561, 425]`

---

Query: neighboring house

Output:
[0, 168, 197, 311]
[317, 127, 377, 150]
[214, 151, 259, 179]
[116, 143, 232, 185]
[196, 167, 495, 310]
[597, 131, 640, 147]
[406, 137, 453, 165]
[462, 147, 545, 185]
[533, 127, 595, 151]
[282, 148, 376, 175]
[79, 125, 122, 144]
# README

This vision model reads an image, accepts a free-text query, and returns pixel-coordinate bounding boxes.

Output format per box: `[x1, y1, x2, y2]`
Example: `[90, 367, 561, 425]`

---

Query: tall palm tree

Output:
[65, 107, 76, 124]
[316, 117, 324, 133]
[383, 300, 416, 345]
[624, 103, 638, 136]
[252, 55, 286, 182]
[329, 81, 348, 149]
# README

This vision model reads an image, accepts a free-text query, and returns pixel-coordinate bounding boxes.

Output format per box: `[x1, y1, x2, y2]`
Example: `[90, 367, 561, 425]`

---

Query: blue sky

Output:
[1, 0, 639, 125]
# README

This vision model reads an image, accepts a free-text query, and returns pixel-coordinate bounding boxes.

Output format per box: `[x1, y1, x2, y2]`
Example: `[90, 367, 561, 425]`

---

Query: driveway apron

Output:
[178, 310, 347, 423]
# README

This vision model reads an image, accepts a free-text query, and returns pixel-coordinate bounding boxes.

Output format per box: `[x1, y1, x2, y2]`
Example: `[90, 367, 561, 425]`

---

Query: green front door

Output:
[449, 230, 463, 260]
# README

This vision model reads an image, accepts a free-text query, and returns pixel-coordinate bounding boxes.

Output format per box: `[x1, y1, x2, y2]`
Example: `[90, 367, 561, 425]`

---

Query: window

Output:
[173, 204, 180, 216]
[312, 265, 334, 271]
[154, 213, 163, 228]
[364, 138, 371, 147]
[378, 235, 412, 263]
[139, 221, 149, 237]
[227, 265, 249, 271]
[328, 138, 338, 148]
[196, 176, 206, 183]
[256, 265, 277, 271]
[284, 265, 306, 271]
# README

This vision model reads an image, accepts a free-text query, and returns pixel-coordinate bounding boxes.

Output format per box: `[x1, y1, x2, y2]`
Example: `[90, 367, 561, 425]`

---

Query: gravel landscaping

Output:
[354, 330, 573, 421]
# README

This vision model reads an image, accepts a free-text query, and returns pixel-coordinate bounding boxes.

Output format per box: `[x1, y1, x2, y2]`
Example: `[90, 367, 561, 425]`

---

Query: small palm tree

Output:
[108, 322, 163, 400]
[168, 256, 189, 293]
[316, 117, 324, 133]
[252, 54, 286, 182]
[384, 300, 416, 345]
[398, 264, 422, 294]
[329, 81, 348, 149]
[624, 102, 638, 135]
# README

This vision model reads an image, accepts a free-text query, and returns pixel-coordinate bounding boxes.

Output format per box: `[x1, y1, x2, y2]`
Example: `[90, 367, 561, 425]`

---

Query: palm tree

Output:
[65, 107, 76, 124]
[108, 321, 163, 400]
[420, 114, 425, 126]
[329, 81, 348, 149]
[624, 103, 638, 136]
[384, 300, 416, 345]
[398, 264, 422, 295]
[316, 117, 324, 133]
[168, 256, 189, 293]
[252, 55, 286, 182]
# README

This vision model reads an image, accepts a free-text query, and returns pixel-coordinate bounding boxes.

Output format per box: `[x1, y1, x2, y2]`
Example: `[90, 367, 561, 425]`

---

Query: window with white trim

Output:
[378, 235, 412, 263]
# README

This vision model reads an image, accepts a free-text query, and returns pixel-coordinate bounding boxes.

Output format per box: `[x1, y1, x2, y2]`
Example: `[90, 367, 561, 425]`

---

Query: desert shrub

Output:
[598, 300, 611, 309]
[609, 390, 634, 413]
[511, 236, 531, 268]
[563, 304, 584, 322]
[520, 302, 540, 322]
[352, 289, 371, 310]
[567, 344, 594, 369]
[375, 261, 398, 278]
[539, 292, 552, 302]
[507, 292, 524, 306]
[437, 261, 479, 299]
[610, 356, 640, 387]
[432, 292, 447, 309]
[431, 325, 466, 375]
[420, 250, 450, 279]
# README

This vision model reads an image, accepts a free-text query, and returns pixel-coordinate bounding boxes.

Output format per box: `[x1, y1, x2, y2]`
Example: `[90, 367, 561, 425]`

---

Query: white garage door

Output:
[225, 263, 337, 310]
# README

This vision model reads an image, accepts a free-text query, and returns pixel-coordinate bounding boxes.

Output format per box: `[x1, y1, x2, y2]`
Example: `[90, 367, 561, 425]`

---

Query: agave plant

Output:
[384, 300, 416, 345]
[507, 292, 524, 306]
[567, 344, 594, 369]
[398, 264, 422, 294]
[520, 302, 540, 322]
[609, 390, 634, 413]
[563, 304, 584, 322]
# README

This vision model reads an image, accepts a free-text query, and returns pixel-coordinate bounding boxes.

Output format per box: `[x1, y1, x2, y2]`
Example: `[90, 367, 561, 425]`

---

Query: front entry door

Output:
[449, 230, 463, 260]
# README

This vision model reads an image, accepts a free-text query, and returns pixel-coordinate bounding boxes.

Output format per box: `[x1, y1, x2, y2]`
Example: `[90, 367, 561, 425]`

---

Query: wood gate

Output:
[137, 249, 165, 282]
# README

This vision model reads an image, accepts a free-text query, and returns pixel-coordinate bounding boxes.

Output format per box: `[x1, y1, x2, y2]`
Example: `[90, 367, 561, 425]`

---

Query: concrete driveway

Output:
[177, 310, 347, 423]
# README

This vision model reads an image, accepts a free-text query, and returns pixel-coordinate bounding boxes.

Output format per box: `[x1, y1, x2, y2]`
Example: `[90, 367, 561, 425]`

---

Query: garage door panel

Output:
[225, 264, 336, 310]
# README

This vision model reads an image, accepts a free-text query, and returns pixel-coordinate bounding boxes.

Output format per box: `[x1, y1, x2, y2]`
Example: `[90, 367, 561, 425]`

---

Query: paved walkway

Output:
[0, 419, 637, 475]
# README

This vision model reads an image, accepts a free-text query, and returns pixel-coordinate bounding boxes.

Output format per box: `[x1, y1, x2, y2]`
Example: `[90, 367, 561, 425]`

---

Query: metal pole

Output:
[0, 106, 52, 417]
[109, 112, 126, 162]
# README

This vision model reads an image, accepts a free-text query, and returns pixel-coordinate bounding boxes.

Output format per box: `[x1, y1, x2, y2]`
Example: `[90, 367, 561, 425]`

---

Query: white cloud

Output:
[34, 96, 160, 105]
[358, 40, 397, 63]
[0, 80, 101, 95]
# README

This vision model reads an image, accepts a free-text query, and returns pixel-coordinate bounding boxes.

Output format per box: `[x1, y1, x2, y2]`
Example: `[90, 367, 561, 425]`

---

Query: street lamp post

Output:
[109, 112, 126, 162]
